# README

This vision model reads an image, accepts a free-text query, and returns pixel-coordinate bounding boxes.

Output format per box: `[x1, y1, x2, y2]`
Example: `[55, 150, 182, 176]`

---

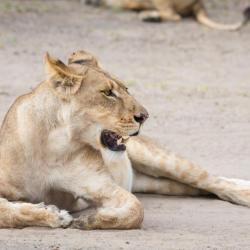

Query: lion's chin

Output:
[100, 130, 130, 152]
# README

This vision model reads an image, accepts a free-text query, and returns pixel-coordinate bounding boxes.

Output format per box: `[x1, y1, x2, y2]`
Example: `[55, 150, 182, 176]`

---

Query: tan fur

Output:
[90, 0, 249, 31]
[0, 50, 250, 229]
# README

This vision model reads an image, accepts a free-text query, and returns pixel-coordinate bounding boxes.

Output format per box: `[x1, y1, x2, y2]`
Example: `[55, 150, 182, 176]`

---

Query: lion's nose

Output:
[134, 112, 149, 124]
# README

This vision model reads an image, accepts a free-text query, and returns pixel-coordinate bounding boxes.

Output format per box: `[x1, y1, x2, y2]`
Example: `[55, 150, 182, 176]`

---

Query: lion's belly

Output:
[173, 0, 198, 14]
[104, 0, 198, 12]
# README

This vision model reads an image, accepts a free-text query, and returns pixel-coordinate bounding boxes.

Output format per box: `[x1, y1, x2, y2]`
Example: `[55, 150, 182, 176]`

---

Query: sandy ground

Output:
[0, 0, 250, 249]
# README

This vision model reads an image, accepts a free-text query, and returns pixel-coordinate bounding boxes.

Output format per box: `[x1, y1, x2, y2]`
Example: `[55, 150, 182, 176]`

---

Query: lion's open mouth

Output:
[100, 130, 130, 151]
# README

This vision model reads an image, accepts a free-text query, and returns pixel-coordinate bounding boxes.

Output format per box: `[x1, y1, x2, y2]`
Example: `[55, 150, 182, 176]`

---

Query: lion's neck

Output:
[101, 148, 133, 192]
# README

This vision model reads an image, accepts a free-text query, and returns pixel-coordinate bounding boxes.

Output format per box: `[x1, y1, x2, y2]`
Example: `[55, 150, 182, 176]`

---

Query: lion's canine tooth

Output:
[117, 138, 122, 145]
[122, 136, 130, 143]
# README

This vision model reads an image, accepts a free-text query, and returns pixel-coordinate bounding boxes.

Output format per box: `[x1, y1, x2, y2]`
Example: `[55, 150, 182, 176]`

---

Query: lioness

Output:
[86, 0, 250, 30]
[0, 50, 250, 229]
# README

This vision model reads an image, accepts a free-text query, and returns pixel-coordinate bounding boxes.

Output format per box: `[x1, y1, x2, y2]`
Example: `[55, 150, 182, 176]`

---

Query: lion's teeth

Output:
[117, 138, 122, 145]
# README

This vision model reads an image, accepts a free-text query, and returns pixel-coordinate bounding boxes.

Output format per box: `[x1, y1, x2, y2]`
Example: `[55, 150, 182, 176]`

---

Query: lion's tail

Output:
[195, 5, 250, 31]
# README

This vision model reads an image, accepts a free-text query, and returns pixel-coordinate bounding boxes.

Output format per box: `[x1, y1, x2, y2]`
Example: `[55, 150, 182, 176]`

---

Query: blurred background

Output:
[0, 1, 250, 249]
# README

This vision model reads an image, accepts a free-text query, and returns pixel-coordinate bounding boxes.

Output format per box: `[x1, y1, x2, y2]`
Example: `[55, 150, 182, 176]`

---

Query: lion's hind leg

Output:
[0, 198, 72, 228]
[133, 171, 208, 196]
[127, 136, 250, 207]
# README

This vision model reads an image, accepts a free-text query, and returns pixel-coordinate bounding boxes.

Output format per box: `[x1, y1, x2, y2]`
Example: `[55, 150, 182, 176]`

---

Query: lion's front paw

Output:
[139, 11, 161, 22]
[36, 203, 73, 228]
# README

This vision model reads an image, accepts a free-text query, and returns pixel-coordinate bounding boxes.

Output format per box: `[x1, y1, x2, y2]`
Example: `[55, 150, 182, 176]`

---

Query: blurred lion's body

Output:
[87, 0, 250, 30]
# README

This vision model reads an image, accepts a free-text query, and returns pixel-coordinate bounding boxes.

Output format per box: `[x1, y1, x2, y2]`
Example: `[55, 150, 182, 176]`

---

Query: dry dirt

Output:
[0, 0, 250, 249]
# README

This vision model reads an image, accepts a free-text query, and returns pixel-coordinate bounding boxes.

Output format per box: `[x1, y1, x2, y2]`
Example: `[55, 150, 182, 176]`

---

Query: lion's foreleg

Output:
[52, 158, 143, 230]
[0, 198, 72, 228]
[71, 185, 143, 230]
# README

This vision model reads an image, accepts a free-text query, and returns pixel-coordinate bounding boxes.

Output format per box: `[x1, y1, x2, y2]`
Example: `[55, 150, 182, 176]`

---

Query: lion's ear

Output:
[45, 53, 83, 96]
[68, 50, 101, 68]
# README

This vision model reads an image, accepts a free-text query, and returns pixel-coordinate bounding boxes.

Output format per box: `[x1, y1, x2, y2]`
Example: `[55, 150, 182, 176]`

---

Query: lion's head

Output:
[45, 50, 148, 152]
